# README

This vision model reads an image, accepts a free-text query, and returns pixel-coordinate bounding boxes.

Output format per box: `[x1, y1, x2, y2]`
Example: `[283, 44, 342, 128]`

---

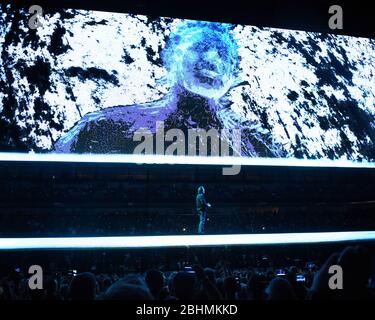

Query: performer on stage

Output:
[196, 186, 211, 234]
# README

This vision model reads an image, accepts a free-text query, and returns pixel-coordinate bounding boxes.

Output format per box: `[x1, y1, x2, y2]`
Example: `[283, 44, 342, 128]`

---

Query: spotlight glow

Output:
[0, 152, 374, 168]
[0, 231, 374, 250]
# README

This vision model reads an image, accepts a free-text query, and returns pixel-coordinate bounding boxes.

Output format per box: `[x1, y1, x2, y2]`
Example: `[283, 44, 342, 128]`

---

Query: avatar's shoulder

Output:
[53, 101, 173, 153]
[81, 105, 138, 124]
[85, 101, 172, 126]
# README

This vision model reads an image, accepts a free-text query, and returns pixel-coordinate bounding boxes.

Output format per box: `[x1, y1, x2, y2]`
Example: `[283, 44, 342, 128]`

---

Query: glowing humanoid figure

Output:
[53, 21, 285, 157]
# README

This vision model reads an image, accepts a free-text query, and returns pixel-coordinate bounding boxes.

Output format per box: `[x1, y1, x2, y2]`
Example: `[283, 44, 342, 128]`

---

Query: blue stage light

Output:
[0, 152, 374, 168]
[0, 231, 374, 250]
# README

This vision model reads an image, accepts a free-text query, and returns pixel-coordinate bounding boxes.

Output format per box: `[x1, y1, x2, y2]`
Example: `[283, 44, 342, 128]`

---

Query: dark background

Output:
[6, 0, 375, 38]
[0, 161, 374, 236]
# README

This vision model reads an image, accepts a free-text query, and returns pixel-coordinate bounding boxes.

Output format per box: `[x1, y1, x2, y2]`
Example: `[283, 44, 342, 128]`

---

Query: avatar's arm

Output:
[52, 112, 96, 153]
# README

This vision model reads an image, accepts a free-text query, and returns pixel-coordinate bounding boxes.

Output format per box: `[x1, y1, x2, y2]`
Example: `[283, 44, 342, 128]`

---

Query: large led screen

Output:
[1, 6, 375, 249]
[0, 6, 374, 167]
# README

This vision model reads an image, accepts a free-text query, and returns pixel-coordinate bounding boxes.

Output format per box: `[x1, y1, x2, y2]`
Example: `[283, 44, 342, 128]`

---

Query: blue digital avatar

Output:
[53, 21, 286, 157]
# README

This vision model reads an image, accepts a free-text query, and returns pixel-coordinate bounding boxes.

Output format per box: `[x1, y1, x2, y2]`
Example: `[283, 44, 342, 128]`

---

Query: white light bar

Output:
[1, 231, 375, 250]
[0, 152, 374, 168]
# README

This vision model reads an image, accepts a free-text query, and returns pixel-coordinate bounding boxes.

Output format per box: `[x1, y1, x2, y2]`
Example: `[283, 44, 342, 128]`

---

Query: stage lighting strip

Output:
[0, 152, 374, 168]
[0, 231, 375, 250]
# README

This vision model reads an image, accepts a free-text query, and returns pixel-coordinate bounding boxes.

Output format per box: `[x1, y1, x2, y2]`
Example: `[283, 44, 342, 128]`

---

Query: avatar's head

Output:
[197, 186, 205, 194]
[163, 21, 239, 100]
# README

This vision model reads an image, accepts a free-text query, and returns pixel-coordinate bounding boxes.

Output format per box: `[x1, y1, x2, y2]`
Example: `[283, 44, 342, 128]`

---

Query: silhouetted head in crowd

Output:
[60, 283, 69, 299]
[145, 269, 165, 299]
[167, 271, 177, 292]
[287, 266, 298, 283]
[69, 272, 97, 300]
[266, 270, 275, 281]
[204, 267, 216, 284]
[27, 284, 46, 300]
[286, 265, 307, 299]
[247, 273, 267, 300]
[121, 274, 146, 286]
[45, 277, 62, 300]
[103, 279, 153, 300]
[224, 276, 239, 299]
[158, 285, 171, 300]
[100, 277, 112, 292]
[265, 277, 297, 300]
[172, 271, 198, 300]
[216, 277, 225, 297]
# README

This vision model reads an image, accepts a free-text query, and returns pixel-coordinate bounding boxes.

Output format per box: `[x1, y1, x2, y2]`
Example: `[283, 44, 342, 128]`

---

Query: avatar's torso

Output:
[53, 90, 286, 158]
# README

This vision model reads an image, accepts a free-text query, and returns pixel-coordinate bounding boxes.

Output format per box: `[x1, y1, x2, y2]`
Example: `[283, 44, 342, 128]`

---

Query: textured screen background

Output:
[0, 5, 374, 161]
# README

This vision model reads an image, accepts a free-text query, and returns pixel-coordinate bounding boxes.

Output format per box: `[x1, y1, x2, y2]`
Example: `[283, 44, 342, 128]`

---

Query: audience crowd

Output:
[1, 245, 374, 300]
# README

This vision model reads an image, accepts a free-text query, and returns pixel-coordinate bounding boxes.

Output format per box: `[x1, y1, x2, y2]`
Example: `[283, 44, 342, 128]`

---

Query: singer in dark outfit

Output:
[196, 186, 211, 234]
